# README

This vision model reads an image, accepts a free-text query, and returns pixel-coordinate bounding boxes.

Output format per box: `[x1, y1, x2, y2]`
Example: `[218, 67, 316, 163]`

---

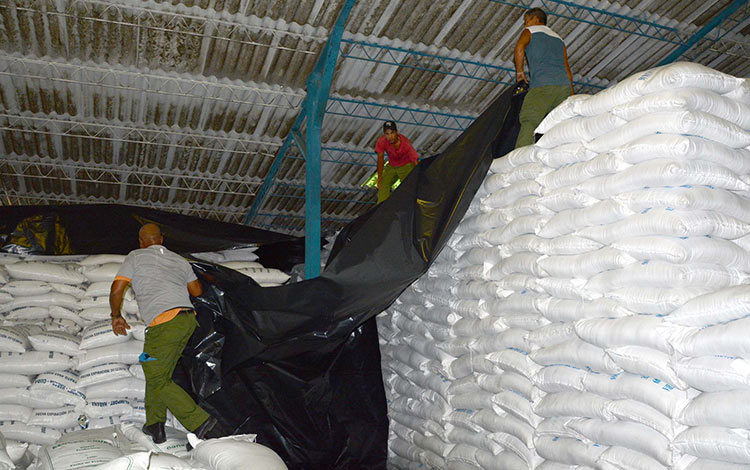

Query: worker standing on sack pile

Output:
[109, 223, 219, 446]
[514, 7, 575, 148]
[375, 120, 420, 203]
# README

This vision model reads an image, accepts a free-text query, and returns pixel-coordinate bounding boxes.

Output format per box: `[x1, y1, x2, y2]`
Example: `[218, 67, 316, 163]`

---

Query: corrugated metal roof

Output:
[1, 0, 748, 235]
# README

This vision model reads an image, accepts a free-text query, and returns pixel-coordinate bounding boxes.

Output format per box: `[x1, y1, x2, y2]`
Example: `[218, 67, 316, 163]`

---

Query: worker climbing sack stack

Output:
[378, 61, 750, 470]
[0, 250, 288, 468]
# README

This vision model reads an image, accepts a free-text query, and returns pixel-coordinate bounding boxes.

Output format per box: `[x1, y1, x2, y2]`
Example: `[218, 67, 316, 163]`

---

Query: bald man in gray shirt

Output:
[110, 224, 217, 445]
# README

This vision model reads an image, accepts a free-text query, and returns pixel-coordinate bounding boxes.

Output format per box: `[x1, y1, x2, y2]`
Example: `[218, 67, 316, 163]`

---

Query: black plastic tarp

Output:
[0, 204, 305, 271]
[182, 86, 521, 469]
[0, 85, 521, 469]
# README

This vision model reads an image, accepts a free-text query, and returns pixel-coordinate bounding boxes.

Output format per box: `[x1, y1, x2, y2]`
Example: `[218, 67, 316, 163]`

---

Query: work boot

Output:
[142, 422, 166, 444]
[186, 417, 218, 451]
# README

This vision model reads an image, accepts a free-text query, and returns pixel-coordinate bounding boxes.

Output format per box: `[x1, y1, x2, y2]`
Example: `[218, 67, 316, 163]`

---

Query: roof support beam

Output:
[302, 0, 356, 279]
[339, 38, 605, 92]
[489, 0, 686, 44]
[660, 0, 750, 65]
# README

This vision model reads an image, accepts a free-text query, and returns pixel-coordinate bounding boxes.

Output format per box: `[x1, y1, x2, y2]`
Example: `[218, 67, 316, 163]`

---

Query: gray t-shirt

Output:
[116, 245, 197, 326]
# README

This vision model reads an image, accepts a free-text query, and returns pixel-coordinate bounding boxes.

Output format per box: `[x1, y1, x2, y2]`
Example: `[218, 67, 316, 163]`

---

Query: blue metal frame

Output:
[340, 39, 605, 93]
[327, 97, 475, 131]
[659, 0, 750, 65]
[300, 0, 356, 278]
[489, 0, 686, 44]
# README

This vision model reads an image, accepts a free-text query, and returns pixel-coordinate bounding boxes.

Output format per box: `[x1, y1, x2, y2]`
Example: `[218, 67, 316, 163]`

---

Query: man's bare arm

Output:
[514, 29, 532, 83]
[187, 279, 203, 297]
[110, 279, 131, 335]
[564, 45, 574, 95]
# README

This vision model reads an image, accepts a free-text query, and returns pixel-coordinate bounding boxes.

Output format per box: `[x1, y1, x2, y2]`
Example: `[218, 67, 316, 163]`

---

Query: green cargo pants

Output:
[515, 84, 572, 148]
[378, 162, 416, 203]
[142, 311, 209, 431]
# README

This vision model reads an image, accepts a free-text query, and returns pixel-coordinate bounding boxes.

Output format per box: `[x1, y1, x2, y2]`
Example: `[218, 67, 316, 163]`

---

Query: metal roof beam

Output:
[326, 97, 476, 131]
[0, 54, 305, 111]
[686, 1, 750, 62]
[0, 191, 250, 223]
[339, 38, 605, 92]
[0, 156, 263, 197]
[0, 112, 281, 158]
[660, 0, 750, 65]
[489, 0, 687, 44]
[2, 0, 326, 56]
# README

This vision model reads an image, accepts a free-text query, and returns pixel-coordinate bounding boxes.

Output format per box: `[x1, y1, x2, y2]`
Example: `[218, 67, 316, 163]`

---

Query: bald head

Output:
[139, 223, 163, 248]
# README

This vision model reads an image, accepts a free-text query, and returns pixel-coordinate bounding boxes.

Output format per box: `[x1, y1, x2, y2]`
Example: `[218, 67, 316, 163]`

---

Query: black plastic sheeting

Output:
[0, 204, 304, 271]
[182, 87, 521, 469]
[0, 85, 521, 468]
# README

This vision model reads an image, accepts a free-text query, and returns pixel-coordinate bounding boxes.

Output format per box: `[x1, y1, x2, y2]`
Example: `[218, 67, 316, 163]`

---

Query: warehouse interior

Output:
[1, 1, 750, 470]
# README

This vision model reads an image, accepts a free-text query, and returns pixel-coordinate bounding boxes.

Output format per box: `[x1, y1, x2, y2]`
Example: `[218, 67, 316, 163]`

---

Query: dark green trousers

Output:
[378, 162, 416, 203]
[515, 84, 572, 148]
[142, 312, 209, 431]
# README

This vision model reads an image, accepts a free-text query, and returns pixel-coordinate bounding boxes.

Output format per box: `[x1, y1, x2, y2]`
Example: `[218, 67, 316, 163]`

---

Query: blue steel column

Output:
[659, 0, 749, 65]
[302, 0, 356, 279]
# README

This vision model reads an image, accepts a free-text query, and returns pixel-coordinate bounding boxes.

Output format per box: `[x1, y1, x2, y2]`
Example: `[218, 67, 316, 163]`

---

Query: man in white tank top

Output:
[513, 8, 574, 148]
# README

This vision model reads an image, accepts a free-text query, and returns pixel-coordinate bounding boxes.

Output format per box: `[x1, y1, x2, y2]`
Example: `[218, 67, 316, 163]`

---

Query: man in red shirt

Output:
[375, 121, 419, 203]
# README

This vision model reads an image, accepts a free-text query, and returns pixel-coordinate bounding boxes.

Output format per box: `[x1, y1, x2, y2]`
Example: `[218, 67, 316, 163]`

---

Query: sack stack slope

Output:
[378, 62, 750, 470]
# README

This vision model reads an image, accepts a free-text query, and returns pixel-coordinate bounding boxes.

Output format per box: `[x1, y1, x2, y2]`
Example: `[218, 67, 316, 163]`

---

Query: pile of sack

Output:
[378, 62, 750, 469]
[0, 251, 289, 469]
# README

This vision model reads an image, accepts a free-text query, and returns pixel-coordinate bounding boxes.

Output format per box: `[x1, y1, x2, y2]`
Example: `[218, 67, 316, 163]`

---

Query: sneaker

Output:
[142, 422, 166, 444]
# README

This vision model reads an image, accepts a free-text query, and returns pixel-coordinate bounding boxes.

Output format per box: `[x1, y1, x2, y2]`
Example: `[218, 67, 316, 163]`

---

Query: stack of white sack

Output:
[378, 61, 750, 470]
[192, 247, 291, 287]
[26, 424, 287, 470]
[215, 261, 291, 287]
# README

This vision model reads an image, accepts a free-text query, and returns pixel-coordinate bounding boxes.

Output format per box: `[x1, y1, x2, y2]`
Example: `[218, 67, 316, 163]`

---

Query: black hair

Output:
[525, 8, 547, 25]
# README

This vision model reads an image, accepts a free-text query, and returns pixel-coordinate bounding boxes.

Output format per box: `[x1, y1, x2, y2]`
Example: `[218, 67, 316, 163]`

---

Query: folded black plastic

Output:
[183, 87, 521, 469]
[0, 204, 300, 269]
[0, 85, 520, 468]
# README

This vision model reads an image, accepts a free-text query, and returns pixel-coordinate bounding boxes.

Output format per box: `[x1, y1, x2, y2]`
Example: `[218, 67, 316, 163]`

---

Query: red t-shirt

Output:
[375, 134, 419, 167]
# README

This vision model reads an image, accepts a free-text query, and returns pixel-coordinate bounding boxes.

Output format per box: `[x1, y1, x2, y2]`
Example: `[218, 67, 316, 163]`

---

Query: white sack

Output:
[673, 426, 750, 464]
[535, 94, 591, 134]
[188, 434, 287, 470]
[530, 339, 622, 374]
[80, 321, 131, 350]
[586, 111, 750, 153]
[678, 391, 750, 428]
[81, 263, 122, 282]
[608, 133, 750, 176]
[534, 392, 613, 420]
[84, 399, 132, 419]
[537, 113, 626, 148]
[582, 372, 696, 418]
[606, 346, 686, 390]
[575, 316, 670, 353]
[575, 210, 750, 244]
[28, 331, 80, 356]
[611, 87, 750, 129]
[666, 285, 750, 327]
[5, 263, 85, 285]
[29, 370, 85, 406]
[0, 281, 51, 297]
[611, 235, 750, 269]
[567, 419, 672, 466]
[0, 351, 73, 375]
[669, 316, 750, 358]
[28, 406, 80, 429]
[0, 327, 28, 353]
[75, 341, 144, 370]
[674, 355, 750, 392]
[0, 421, 61, 445]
